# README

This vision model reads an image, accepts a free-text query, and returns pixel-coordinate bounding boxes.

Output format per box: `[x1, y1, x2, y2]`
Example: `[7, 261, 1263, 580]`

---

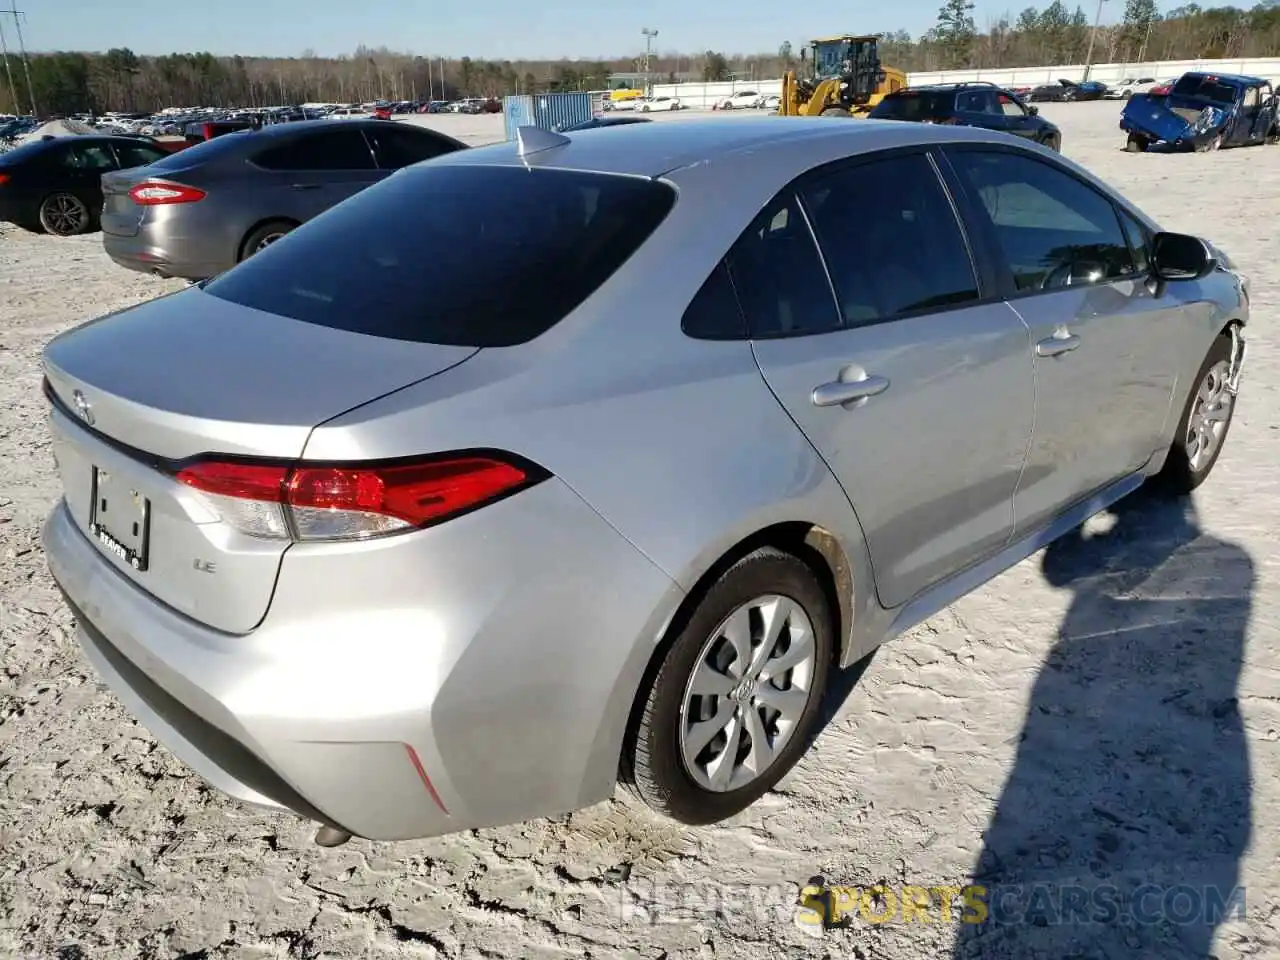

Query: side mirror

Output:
[1150, 231, 1216, 281]
[1028, 104, 1039, 115]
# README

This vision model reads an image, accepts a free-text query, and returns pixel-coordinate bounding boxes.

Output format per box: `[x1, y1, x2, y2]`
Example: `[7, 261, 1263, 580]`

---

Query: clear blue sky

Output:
[19, 0, 1130, 60]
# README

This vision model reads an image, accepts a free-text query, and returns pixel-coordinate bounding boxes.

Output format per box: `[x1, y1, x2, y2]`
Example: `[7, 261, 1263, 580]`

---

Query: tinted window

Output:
[253, 127, 375, 171]
[800, 154, 978, 326]
[870, 91, 954, 120]
[950, 150, 1136, 292]
[63, 142, 118, 171]
[112, 141, 167, 168]
[203, 165, 675, 347]
[725, 191, 840, 338]
[146, 130, 255, 171]
[366, 125, 459, 169]
[682, 260, 746, 340]
[956, 90, 999, 114]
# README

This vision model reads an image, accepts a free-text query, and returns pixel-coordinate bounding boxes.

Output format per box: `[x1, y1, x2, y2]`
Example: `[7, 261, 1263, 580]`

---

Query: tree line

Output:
[3, 2, 1280, 117]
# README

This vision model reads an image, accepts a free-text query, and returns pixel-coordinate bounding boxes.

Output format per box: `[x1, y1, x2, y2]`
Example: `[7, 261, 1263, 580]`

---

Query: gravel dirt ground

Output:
[2, 102, 1278, 960]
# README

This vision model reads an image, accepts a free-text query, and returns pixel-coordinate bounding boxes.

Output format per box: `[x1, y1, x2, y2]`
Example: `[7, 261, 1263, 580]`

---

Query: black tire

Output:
[1040, 133, 1062, 151]
[820, 106, 850, 117]
[38, 192, 91, 237]
[623, 547, 834, 825]
[1125, 133, 1150, 153]
[239, 220, 296, 261]
[1155, 334, 1237, 495]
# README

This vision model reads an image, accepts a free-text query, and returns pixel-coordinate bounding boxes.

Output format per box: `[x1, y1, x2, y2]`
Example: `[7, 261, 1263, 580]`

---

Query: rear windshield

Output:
[203, 164, 676, 347]
[871, 91, 953, 120]
[146, 129, 254, 170]
[1171, 75, 1239, 105]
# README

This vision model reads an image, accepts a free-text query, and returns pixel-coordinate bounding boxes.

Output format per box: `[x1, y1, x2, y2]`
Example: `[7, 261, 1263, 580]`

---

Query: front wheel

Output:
[623, 547, 834, 825]
[1155, 335, 1238, 495]
[820, 106, 850, 118]
[1125, 133, 1150, 153]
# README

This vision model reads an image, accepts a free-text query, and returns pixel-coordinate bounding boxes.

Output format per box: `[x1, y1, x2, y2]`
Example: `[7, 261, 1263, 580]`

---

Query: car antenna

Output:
[515, 125, 570, 159]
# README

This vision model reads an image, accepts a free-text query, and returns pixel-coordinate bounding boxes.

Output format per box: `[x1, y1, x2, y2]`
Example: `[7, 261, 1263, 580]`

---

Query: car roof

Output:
[425, 116, 1037, 179]
[1180, 71, 1268, 86]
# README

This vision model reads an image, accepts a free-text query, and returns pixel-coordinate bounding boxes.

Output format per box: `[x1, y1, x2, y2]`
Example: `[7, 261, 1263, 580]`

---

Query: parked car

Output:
[717, 90, 763, 109]
[640, 96, 682, 112]
[41, 118, 1248, 846]
[559, 115, 653, 131]
[0, 134, 170, 236]
[1028, 79, 1108, 102]
[1148, 79, 1177, 96]
[1104, 77, 1159, 99]
[99, 118, 467, 280]
[869, 82, 1062, 150]
[1120, 71, 1279, 152]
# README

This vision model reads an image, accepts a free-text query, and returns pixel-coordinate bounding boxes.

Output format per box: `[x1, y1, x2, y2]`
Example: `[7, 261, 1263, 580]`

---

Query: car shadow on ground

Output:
[951, 488, 1254, 959]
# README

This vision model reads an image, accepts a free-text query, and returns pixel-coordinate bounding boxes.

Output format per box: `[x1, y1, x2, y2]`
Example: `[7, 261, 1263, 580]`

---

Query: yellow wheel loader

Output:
[779, 35, 907, 117]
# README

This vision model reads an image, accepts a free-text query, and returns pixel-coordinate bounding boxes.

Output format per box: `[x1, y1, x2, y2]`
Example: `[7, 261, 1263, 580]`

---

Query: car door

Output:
[942, 144, 1180, 539]
[59, 140, 121, 211]
[250, 125, 384, 221]
[746, 148, 1034, 610]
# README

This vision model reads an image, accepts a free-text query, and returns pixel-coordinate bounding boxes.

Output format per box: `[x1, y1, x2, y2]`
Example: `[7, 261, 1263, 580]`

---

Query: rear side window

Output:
[682, 260, 746, 340]
[870, 91, 953, 120]
[800, 154, 979, 326]
[254, 127, 375, 170]
[203, 165, 675, 347]
[725, 192, 840, 338]
[147, 130, 254, 171]
[113, 141, 168, 168]
[366, 125, 460, 169]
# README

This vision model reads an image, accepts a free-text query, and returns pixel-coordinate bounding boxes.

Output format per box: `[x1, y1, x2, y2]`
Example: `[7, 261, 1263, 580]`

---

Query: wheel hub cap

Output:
[678, 594, 818, 793]
[1186, 359, 1233, 471]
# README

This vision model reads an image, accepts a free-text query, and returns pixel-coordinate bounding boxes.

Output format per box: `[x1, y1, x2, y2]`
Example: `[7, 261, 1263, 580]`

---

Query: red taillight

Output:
[129, 181, 207, 205]
[175, 454, 538, 541]
[0, 173, 10, 186]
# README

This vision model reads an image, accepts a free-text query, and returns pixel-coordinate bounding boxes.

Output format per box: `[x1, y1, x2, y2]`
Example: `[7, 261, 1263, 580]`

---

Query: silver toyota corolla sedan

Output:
[42, 117, 1248, 845]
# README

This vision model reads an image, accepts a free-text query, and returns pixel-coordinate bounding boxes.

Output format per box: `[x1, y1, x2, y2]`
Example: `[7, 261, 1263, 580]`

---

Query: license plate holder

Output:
[89, 466, 151, 572]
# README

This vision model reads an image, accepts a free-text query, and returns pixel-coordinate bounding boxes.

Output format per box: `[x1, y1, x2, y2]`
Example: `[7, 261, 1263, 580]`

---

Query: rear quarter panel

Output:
[297, 152, 897, 663]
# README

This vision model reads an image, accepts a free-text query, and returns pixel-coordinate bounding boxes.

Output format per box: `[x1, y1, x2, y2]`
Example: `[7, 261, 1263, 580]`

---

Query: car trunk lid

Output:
[43, 286, 479, 633]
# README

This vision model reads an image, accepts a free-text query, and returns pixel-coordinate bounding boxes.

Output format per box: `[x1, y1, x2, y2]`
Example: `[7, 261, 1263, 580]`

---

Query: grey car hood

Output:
[43, 286, 479, 460]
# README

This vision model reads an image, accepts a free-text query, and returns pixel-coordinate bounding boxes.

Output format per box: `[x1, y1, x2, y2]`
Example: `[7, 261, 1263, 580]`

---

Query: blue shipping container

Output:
[502, 92, 596, 140]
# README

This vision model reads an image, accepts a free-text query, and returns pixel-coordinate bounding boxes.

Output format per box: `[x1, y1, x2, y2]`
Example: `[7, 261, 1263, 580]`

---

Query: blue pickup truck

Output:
[1120, 71, 1278, 152]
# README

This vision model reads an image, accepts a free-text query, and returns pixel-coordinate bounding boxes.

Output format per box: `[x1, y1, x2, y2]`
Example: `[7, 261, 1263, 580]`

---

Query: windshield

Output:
[204, 164, 676, 347]
[1171, 75, 1239, 105]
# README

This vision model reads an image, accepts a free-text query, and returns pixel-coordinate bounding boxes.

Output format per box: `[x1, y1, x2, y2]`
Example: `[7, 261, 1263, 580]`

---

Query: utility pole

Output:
[1, 2, 34, 117]
[0, 17, 19, 117]
[1082, 0, 1107, 82]
[1137, 15, 1154, 65]
[641, 27, 658, 96]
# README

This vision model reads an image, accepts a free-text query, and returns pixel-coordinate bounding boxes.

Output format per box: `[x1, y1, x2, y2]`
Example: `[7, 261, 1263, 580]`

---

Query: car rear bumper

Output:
[43, 479, 683, 841]
[103, 231, 231, 281]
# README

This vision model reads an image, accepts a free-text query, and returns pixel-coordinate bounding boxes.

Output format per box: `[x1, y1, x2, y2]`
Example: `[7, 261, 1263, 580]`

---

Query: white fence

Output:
[649, 56, 1280, 110]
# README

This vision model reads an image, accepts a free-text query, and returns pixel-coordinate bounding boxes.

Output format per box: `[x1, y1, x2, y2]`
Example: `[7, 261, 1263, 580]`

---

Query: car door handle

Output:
[811, 374, 890, 407]
[1036, 333, 1081, 357]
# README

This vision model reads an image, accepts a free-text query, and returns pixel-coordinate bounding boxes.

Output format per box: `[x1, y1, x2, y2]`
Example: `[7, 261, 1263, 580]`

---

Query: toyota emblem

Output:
[71, 389, 94, 426]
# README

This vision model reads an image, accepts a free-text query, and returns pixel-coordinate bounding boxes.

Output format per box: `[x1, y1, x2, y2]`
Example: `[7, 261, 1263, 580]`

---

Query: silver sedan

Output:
[42, 117, 1247, 844]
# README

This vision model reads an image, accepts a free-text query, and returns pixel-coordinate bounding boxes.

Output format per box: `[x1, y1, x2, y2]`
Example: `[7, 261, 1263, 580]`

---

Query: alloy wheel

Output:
[41, 194, 88, 236]
[255, 232, 286, 252]
[1186, 359, 1234, 472]
[678, 594, 818, 793]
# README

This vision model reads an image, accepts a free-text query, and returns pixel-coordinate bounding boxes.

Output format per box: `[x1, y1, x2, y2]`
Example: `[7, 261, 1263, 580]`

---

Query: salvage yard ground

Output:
[2, 101, 1279, 959]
